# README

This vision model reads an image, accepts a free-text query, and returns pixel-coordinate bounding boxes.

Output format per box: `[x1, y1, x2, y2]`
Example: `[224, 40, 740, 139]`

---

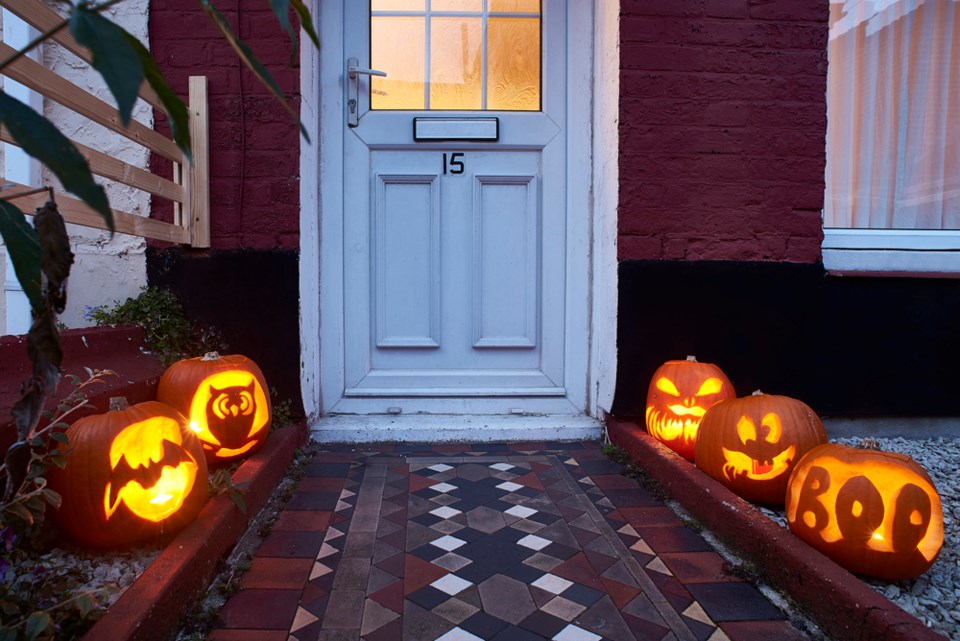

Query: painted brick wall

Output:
[619, 0, 829, 262]
[149, 0, 302, 250]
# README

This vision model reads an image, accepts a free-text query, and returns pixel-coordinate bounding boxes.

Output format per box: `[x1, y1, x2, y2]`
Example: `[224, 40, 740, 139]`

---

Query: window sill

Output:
[822, 229, 960, 277]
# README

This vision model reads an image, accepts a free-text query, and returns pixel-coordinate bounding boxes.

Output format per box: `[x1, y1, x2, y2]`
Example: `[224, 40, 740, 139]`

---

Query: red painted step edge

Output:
[606, 416, 946, 641]
[82, 421, 307, 641]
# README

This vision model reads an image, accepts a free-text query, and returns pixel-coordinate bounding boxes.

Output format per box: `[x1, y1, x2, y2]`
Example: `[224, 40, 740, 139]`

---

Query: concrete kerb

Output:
[81, 421, 307, 641]
[606, 416, 946, 641]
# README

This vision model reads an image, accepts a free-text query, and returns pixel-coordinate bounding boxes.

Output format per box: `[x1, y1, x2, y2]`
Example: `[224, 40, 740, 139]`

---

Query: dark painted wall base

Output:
[613, 260, 960, 418]
[147, 248, 304, 417]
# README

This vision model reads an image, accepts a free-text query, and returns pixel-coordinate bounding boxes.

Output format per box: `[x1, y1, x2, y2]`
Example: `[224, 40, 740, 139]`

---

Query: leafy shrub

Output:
[86, 287, 226, 366]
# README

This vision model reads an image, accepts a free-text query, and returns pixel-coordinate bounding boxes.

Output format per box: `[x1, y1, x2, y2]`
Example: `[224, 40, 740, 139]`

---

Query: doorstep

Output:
[606, 416, 945, 641]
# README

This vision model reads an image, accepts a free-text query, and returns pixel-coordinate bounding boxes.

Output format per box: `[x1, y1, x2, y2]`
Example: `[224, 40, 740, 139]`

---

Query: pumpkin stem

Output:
[751, 390, 764, 396]
[685, 355, 698, 362]
[202, 352, 221, 361]
[109, 396, 129, 411]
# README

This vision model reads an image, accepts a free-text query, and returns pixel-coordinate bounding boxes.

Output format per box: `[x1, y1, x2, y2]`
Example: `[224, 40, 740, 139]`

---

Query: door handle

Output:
[347, 57, 387, 127]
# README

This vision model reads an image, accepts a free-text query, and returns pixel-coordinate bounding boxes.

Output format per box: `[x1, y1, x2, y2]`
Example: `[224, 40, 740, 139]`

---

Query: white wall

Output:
[1, 1, 152, 334]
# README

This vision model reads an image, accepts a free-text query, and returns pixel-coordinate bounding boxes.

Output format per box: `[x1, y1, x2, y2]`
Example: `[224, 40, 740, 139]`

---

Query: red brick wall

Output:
[149, 1, 302, 250]
[619, 0, 829, 262]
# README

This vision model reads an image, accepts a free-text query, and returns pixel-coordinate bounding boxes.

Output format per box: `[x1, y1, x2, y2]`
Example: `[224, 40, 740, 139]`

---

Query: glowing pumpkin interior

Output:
[105, 416, 200, 522]
[186, 370, 271, 458]
[721, 413, 796, 481]
[787, 455, 943, 562]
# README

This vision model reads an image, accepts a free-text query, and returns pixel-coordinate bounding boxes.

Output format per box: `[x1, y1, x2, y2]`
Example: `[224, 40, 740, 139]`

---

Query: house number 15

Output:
[442, 152, 465, 175]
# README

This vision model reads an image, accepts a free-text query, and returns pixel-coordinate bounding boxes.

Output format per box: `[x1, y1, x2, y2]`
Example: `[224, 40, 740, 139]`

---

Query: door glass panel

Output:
[487, 17, 540, 110]
[370, 2, 541, 111]
[489, 0, 539, 10]
[371, 17, 426, 110]
[372, 0, 424, 9]
[433, 0, 482, 9]
[430, 18, 482, 109]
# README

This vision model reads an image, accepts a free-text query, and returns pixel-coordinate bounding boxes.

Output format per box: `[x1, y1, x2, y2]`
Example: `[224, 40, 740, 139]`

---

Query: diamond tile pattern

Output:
[209, 443, 811, 641]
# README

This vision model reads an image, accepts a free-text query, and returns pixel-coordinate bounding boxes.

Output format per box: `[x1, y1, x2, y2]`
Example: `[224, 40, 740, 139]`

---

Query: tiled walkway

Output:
[208, 442, 811, 641]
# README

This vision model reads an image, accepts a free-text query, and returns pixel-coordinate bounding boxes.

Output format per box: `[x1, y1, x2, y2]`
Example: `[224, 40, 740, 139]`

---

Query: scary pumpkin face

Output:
[158, 353, 272, 463]
[694, 392, 826, 505]
[786, 443, 943, 580]
[645, 357, 735, 460]
[50, 401, 208, 548]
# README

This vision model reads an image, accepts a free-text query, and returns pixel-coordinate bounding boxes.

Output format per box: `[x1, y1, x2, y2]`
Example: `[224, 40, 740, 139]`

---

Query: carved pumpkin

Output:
[645, 356, 735, 460]
[158, 353, 272, 463]
[786, 443, 943, 580]
[50, 400, 208, 548]
[694, 392, 826, 505]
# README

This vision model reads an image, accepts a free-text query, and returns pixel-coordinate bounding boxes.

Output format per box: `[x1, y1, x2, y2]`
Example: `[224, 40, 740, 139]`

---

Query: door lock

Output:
[346, 57, 387, 127]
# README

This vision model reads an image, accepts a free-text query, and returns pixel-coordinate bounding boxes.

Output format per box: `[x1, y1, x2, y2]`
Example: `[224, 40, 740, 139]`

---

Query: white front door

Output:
[315, 1, 601, 428]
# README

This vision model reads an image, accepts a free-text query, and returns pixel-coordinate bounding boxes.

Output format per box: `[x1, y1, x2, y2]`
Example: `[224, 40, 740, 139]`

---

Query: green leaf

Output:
[123, 33, 192, 161]
[5, 501, 34, 526]
[75, 592, 96, 617]
[24, 612, 52, 641]
[42, 488, 62, 509]
[50, 431, 69, 444]
[0, 91, 114, 231]
[0, 201, 41, 312]
[268, 0, 299, 64]
[198, 0, 310, 142]
[229, 489, 247, 514]
[69, 7, 143, 127]
[266, 0, 319, 64]
[289, 0, 319, 49]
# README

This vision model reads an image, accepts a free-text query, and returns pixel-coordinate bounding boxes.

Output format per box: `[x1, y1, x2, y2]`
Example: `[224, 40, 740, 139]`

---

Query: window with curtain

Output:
[822, 0, 960, 272]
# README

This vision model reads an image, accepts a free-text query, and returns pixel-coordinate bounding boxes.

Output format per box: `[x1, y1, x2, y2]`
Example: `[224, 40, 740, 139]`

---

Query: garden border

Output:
[606, 416, 946, 641]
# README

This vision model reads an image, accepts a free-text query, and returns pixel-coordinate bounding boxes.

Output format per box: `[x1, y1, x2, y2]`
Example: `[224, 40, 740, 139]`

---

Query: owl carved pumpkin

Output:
[50, 400, 208, 548]
[786, 443, 943, 580]
[694, 392, 827, 505]
[645, 356, 735, 460]
[158, 353, 272, 463]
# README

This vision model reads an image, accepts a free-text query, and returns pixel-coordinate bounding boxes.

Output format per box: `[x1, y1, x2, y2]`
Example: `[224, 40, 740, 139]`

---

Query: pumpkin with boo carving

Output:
[50, 401, 208, 548]
[786, 443, 943, 580]
[158, 353, 272, 463]
[694, 392, 826, 505]
[645, 357, 735, 460]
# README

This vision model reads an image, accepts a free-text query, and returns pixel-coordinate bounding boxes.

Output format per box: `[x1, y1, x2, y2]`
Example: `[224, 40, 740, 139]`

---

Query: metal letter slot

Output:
[347, 57, 387, 127]
[414, 117, 499, 142]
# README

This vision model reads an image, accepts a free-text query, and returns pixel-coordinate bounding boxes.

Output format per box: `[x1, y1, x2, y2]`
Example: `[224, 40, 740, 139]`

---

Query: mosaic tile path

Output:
[208, 442, 811, 641]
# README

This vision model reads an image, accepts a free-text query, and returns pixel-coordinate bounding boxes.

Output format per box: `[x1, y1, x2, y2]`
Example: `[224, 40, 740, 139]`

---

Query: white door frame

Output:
[299, 1, 620, 441]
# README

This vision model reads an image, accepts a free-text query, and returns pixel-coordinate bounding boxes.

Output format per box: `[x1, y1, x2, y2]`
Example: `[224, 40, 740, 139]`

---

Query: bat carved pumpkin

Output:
[50, 400, 208, 548]
[786, 443, 943, 580]
[158, 353, 272, 463]
[645, 356, 735, 460]
[694, 392, 827, 505]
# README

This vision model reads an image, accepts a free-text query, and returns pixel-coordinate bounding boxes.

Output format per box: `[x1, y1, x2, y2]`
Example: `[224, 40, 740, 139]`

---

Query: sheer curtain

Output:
[824, 0, 960, 230]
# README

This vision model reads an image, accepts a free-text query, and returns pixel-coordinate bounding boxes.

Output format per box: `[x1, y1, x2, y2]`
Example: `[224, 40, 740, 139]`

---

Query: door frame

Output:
[299, 0, 620, 440]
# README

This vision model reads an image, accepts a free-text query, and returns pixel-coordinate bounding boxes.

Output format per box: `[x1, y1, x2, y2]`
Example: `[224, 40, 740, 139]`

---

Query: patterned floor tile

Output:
[206, 443, 811, 641]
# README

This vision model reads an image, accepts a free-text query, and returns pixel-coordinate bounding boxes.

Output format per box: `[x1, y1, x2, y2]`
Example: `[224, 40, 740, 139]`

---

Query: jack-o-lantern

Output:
[694, 391, 826, 505]
[157, 353, 272, 463]
[786, 443, 943, 580]
[50, 400, 208, 548]
[645, 356, 735, 460]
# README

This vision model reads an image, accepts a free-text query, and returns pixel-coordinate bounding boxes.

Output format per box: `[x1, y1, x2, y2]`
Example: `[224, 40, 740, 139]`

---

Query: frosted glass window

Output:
[371, 1, 541, 111]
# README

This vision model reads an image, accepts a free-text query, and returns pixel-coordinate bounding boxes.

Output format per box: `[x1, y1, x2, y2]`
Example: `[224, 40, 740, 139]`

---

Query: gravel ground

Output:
[758, 436, 959, 641]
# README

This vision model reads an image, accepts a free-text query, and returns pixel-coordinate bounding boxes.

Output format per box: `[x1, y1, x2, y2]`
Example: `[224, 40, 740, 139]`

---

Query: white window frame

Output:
[823, 230, 960, 276]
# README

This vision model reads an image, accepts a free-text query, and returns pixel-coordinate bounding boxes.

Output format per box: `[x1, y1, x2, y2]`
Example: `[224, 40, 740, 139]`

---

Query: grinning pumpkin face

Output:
[158, 353, 272, 462]
[50, 401, 208, 548]
[786, 443, 944, 580]
[645, 357, 734, 460]
[694, 392, 826, 505]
